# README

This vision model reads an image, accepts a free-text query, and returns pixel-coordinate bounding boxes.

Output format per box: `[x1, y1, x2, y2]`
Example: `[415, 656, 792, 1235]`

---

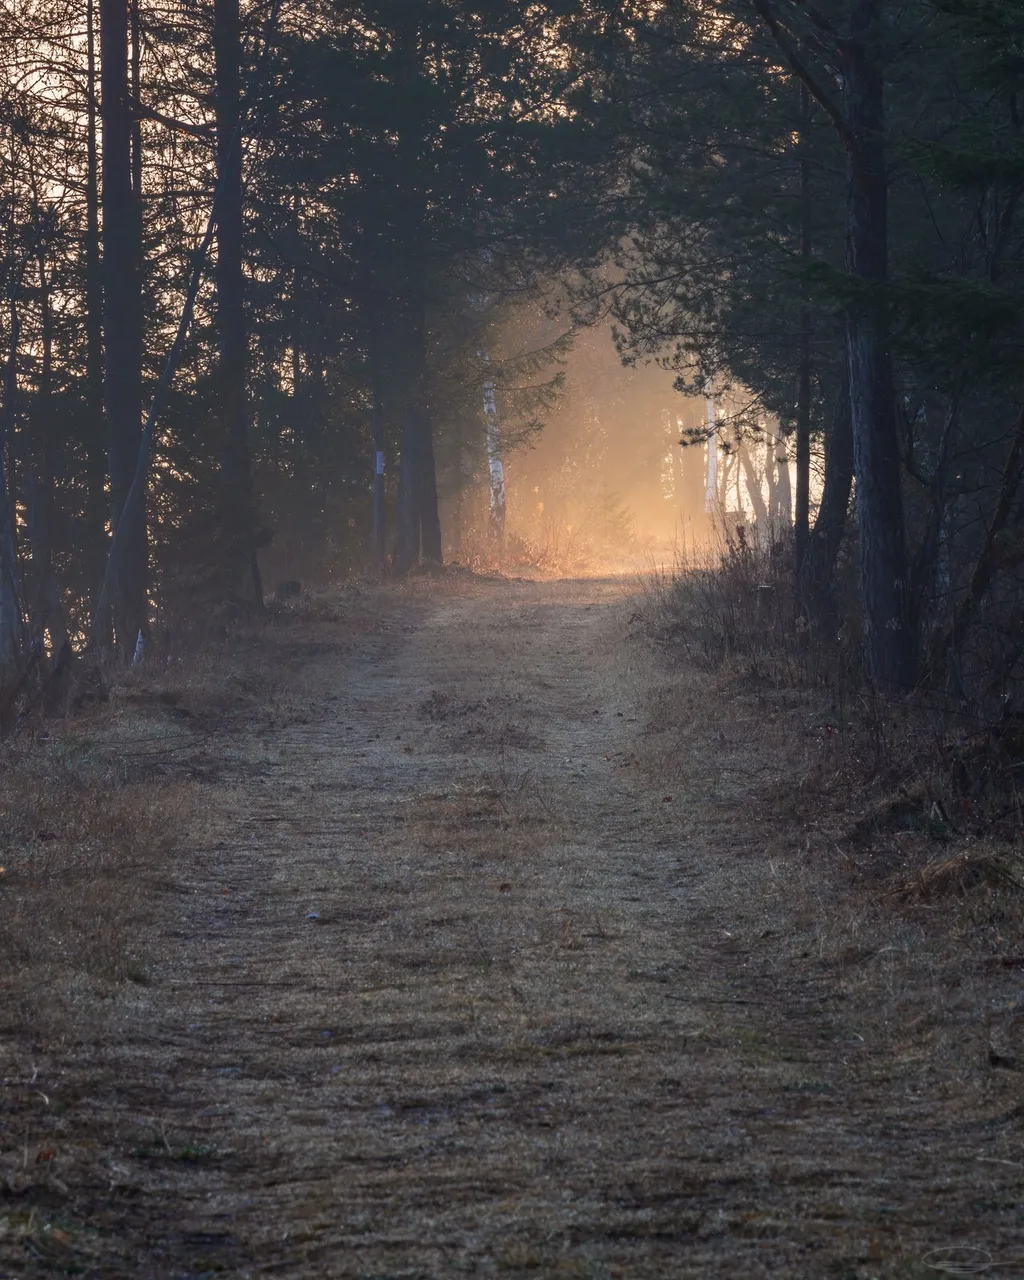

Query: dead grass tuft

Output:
[886, 848, 1023, 901]
[634, 552, 1024, 1124]
[0, 732, 185, 1024]
[409, 767, 553, 862]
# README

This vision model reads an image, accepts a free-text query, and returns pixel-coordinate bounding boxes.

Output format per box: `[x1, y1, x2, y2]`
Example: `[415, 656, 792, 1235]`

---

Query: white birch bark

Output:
[482, 375, 506, 542]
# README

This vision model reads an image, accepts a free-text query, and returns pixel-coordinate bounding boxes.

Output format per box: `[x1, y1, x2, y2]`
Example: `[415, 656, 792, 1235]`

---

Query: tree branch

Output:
[749, 0, 857, 154]
[133, 99, 214, 140]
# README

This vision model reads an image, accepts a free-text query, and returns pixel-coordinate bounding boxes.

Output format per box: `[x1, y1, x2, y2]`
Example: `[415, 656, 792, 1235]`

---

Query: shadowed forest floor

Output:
[2, 574, 1023, 1278]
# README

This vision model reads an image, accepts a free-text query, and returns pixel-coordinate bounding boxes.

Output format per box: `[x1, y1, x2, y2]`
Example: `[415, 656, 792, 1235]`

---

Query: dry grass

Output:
[0, 580, 402, 1275]
[634, 559, 1024, 1185]
[0, 744, 181, 994]
[3, 569, 1024, 1277]
[0, 591, 332, 1011]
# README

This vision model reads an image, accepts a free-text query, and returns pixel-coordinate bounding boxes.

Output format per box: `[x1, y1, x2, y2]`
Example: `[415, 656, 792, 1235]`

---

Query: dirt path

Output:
[5, 575, 1024, 1278]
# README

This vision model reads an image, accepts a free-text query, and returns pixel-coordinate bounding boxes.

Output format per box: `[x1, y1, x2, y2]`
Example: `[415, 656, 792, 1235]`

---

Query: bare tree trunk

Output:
[930, 404, 1024, 678]
[773, 428, 793, 525]
[799, 368, 853, 635]
[28, 247, 68, 658]
[129, 0, 142, 199]
[843, 0, 915, 691]
[371, 389, 386, 568]
[750, 0, 915, 689]
[214, 0, 259, 602]
[717, 448, 727, 513]
[703, 387, 718, 515]
[85, 0, 107, 604]
[673, 419, 708, 551]
[101, 0, 146, 651]
[393, 286, 442, 572]
[763, 415, 778, 522]
[795, 82, 813, 569]
[419, 409, 442, 563]
[395, 403, 442, 572]
[482, 375, 506, 548]
[394, 404, 422, 573]
[0, 301, 23, 668]
[739, 440, 770, 527]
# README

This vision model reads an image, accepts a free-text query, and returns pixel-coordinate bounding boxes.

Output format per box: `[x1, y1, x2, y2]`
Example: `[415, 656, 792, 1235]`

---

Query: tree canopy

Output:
[0, 0, 1021, 706]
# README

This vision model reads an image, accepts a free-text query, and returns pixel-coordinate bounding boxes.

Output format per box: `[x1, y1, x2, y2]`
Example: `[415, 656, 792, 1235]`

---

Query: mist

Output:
[440, 316, 802, 574]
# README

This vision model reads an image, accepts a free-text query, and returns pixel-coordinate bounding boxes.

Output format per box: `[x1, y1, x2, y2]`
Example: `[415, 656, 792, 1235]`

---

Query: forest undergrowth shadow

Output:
[636, 527, 1024, 1018]
[630, 541, 1024, 1145]
[643, 528, 1023, 855]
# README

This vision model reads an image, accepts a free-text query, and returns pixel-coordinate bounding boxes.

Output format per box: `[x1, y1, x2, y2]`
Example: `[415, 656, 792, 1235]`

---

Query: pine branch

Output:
[748, 0, 856, 155]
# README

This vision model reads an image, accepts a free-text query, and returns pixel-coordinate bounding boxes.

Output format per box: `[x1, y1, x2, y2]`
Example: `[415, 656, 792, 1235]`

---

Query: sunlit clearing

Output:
[441, 311, 804, 580]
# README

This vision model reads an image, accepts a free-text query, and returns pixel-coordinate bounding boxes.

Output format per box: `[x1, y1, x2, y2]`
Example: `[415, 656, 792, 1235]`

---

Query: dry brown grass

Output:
[0, 744, 181, 993]
[0, 593, 318, 1010]
[634, 562, 1024, 1180]
[0, 581, 402, 1274]
[3, 569, 1024, 1277]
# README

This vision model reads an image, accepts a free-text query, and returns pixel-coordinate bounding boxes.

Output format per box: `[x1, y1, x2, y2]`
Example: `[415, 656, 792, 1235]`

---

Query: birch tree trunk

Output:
[482, 376, 506, 547]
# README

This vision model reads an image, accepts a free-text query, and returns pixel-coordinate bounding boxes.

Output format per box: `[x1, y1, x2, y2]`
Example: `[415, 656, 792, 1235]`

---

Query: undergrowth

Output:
[0, 584, 378, 1034]
[640, 529, 1024, 914]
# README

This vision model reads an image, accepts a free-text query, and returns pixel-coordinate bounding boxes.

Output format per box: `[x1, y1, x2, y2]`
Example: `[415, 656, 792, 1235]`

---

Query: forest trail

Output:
[6, 575, 1022, 1279]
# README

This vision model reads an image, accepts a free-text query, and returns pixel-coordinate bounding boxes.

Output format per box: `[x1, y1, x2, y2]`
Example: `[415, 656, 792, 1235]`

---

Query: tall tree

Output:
[213, 0, 259, 599]
[100, 0, 146, 649]
[85, 0, 107, 592]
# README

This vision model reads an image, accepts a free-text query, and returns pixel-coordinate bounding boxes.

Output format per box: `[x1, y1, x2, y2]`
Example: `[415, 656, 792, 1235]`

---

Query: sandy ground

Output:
[3, 574, 1023, 1278]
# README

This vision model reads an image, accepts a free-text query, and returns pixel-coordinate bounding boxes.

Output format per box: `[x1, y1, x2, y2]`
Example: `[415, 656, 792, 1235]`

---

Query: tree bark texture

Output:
[843, 0, 916, 690]
[394, 406, 422, 573]
[794, 83, 812, 570]
[214, 0, 257, 599]
[28, 249, 68, 657]
[393, 287, 441, 573]
[395, 404, 442, 572]
[101, 0, 146, 649]
[371, 390, 387, 568]
[929, 404, 1024, 679]
[772, 429, 793, 525]
[799, 369, 853, 636]
[85, 0, 107, 595]
[0, 302, 23, 668]
[482, 377, 506, 547]
[419, 410, 442, 563]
